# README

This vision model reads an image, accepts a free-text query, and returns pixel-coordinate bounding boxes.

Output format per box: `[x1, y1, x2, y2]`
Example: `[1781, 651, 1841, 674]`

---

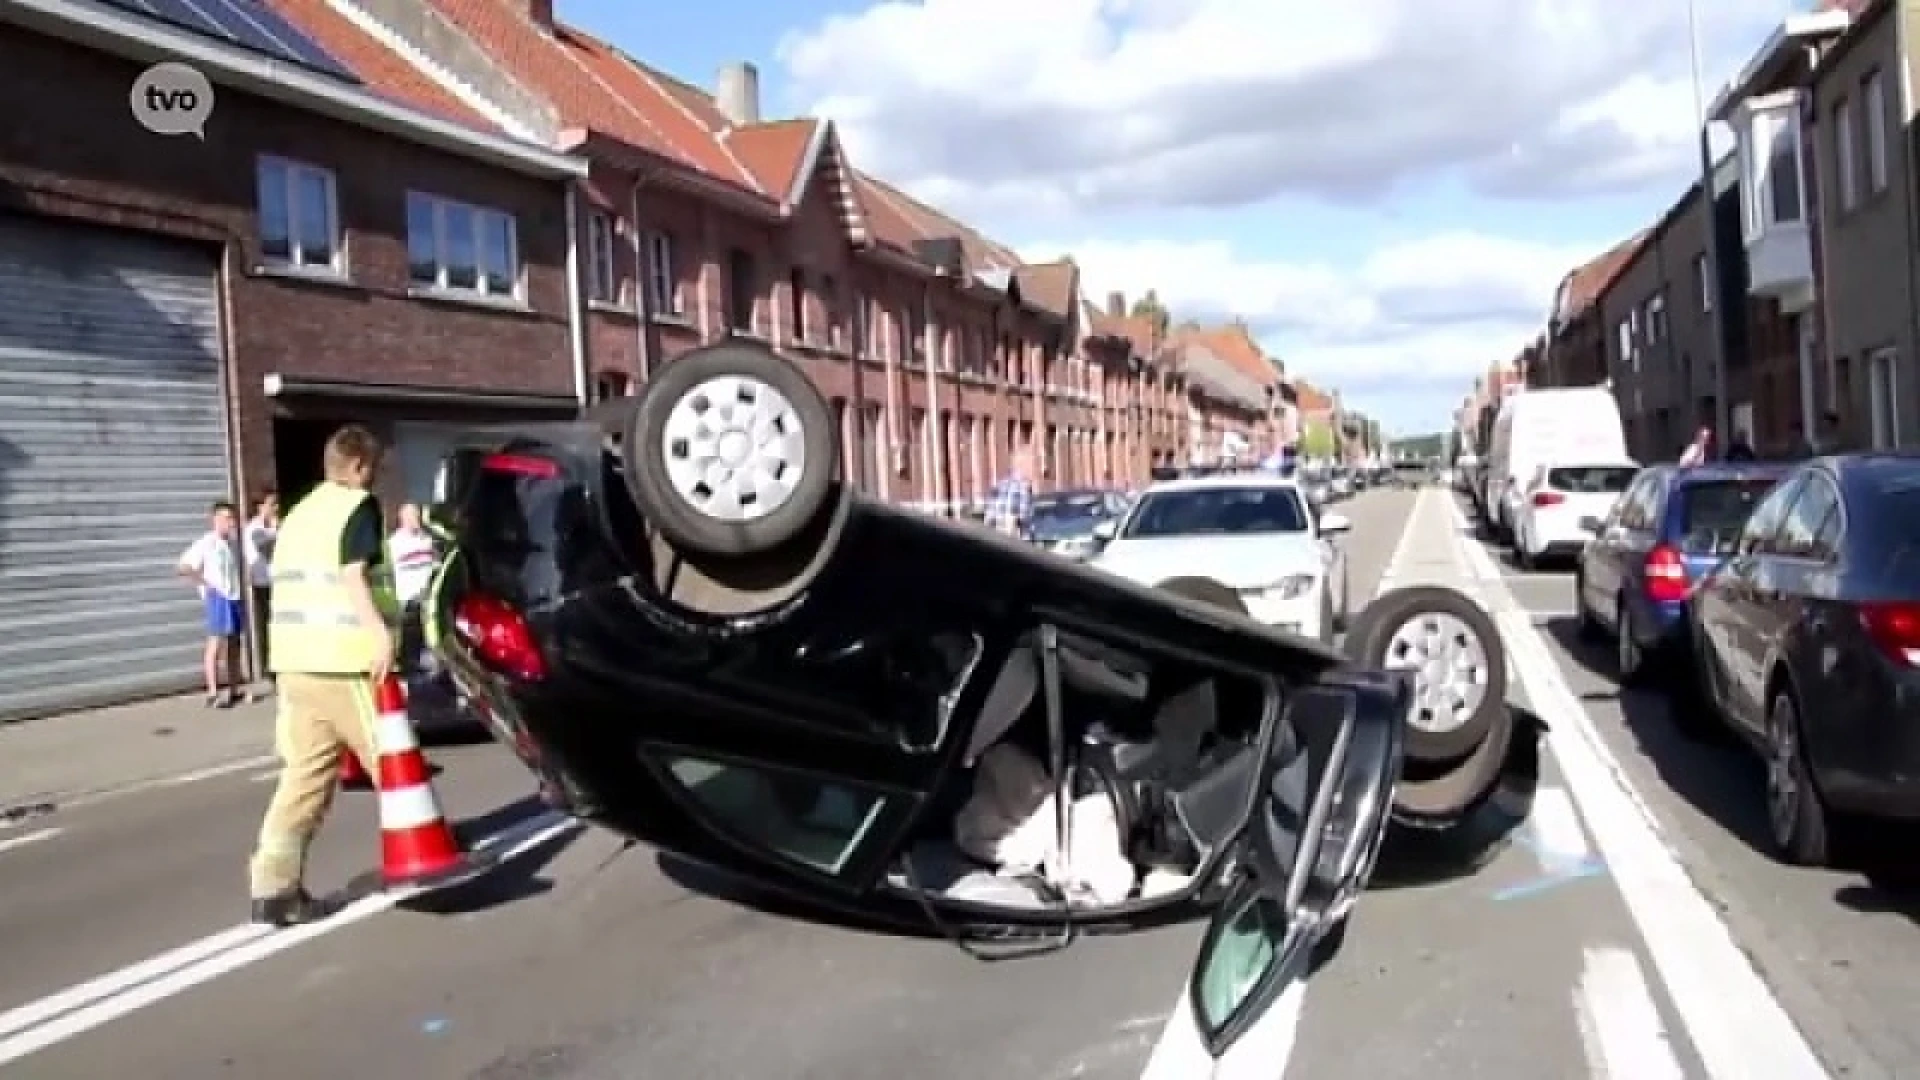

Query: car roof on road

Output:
[1138, 472, 1303, 495]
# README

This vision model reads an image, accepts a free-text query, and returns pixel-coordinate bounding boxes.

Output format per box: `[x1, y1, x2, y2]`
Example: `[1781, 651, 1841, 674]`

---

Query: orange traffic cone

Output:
[338, 750, 372, 789]
[369, 674, 468, 887]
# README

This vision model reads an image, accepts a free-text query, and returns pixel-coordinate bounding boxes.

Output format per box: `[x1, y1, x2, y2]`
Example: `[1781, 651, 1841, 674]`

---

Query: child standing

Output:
[178, 501, 246, 707]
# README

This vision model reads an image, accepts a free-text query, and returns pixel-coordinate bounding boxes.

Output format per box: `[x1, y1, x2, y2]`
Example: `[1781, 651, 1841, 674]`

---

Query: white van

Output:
[1481, 387, 1627, 543]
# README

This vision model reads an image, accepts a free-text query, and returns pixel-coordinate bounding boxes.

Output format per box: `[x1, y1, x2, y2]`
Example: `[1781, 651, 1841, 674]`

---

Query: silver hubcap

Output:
[1767, 697, 1799, 842]
[660, 375, 806, 523]
[1381, 612, 1489, 734]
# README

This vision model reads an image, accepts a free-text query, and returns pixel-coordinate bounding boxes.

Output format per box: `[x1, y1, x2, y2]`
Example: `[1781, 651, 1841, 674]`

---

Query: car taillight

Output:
[1859, 602, 1920, 668]
[481, 452, 559, 478]
[1531, 491, 1565, 507]
[1644, 544, 1689, 603]
[452, 594, 546, 680]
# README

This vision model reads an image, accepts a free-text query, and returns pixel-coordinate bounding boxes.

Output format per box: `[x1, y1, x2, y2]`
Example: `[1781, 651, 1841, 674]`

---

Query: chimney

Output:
[521, 0, 553, 29]
[716, 62, 761, 127]
[1106, 291, 1125, 318]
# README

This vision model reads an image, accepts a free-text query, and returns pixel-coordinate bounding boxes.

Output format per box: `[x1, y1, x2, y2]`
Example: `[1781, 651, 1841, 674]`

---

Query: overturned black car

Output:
[424, 342, 1532, 1058]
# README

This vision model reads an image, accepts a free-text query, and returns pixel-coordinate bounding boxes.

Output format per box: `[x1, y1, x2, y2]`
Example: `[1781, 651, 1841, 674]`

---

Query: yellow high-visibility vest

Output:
[269, 482, 398, 675]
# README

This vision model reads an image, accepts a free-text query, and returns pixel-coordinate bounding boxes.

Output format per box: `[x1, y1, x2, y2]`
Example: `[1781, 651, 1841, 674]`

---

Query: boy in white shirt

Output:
[178, 500, 246, 707]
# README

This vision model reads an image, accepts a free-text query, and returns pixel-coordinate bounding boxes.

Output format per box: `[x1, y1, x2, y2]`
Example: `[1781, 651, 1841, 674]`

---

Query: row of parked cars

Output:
[1471, 446, 1920, 873]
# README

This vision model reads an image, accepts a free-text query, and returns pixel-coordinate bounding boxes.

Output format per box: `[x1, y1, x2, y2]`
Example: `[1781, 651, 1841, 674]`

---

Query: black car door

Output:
[1712, 473, 1806, 731]
[1748, 471, 1842, 702]
[1146, 677, 1406, 1072]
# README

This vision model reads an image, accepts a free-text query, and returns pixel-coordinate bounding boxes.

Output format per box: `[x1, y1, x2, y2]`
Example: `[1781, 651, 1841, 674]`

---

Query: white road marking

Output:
[0, 827, 61, 856]
[1573, 947, 1686, 1079]
[1137, 488, 1430, 1078]
[1372, 486, 1432, 600]
[0, 808, 581, 1066]
[152, 758, 277, 789]
[1527, 787, 1593, 872]
[1455, 510, 1830, 1078]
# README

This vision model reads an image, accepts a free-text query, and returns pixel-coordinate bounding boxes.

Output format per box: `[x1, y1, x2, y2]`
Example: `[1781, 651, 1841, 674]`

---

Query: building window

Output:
[593, 370, 630, 402]
[256, 156, 340, 272]
[1751, 108, 1803, 228]
[644, 232, 678, 315]
[1695, 253, 1712, 312]
[1864, 70, 1889, 194]
[406, 192, 519, 298]
[1647, 293, 1667, 346]
[726, 248, 758, 333]
[853, 291, 871, 356]
[787, 267, 808, 342]
[1835, 96, 1859, 212]
[820, 274, 841, 347]
[1869, 347, 1899, 449]
[587, 211, 618, 303]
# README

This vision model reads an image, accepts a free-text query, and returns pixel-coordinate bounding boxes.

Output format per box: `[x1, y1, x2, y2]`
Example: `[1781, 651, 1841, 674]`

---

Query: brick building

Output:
[342, 0, 1183, 510]
[0, 0, 583, 718]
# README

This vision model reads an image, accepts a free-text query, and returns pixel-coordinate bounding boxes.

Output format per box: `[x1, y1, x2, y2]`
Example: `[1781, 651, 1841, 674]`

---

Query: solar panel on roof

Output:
[96, 0, 362, 84]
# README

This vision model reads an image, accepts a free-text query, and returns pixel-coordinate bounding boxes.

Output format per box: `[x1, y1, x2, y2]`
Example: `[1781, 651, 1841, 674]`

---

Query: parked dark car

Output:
[1687, 453, 1920, 868]
[1573, 462, 1791, 684]
[422, 342, 1533, 1060]
[1027, 488, 1128, 560]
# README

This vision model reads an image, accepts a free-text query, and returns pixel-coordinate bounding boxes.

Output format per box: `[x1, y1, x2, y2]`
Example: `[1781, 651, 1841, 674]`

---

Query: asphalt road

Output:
[0, 485, 1911, 1078]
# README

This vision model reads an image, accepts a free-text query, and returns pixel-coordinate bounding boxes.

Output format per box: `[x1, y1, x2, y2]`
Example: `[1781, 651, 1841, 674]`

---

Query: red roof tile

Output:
[263, 0, 494, 128]
[1561, 232, 1647, 318]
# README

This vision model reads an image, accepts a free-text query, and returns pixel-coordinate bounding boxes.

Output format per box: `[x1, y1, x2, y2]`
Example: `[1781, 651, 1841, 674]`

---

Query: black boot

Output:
[250, 888, 320, 928]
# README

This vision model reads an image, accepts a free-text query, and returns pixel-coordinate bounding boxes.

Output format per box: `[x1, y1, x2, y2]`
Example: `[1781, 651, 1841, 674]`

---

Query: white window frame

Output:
[1647, 293, 1667, 345]
[1835, 96, 1859, 211]
[1696, 253, 1712, 312]
[1869, 347, 1899, 448]
[256, 155, 342, 274]
[587, 211, 618, 303]
[1747, 104, 1805, 234]
[643, 232, 679, 316]
[1864, 70, 1890, 193]
[406, 191, 521, 300]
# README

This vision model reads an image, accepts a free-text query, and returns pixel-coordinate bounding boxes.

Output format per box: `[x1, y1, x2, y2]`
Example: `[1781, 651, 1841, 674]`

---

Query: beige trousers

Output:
[247, 671, 380, 898]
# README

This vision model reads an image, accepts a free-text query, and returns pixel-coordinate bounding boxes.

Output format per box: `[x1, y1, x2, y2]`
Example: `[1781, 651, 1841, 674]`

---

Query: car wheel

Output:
[1573, 569, 1603, 642]
[1615, 596, 1648, 686]
[1764, 686, 1833, 867]
[1343, 585, 1504, 764]
[623, 340, 839, 559]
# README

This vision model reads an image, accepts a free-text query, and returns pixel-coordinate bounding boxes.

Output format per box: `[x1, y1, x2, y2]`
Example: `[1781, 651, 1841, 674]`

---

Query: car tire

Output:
[1764, 685, 1834, 867]
[1615, 595, 1648, 686]
[1573, 570, 1603, 642]
[623, 340, 839, 559]
[1343, 585, 1504, 764]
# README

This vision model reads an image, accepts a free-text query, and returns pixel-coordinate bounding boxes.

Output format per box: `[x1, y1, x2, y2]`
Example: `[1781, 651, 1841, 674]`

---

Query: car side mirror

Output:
[1092, 520, 1118, 541]
[1318, 513, 1351, 537]
[1578, 515, 1603, 535]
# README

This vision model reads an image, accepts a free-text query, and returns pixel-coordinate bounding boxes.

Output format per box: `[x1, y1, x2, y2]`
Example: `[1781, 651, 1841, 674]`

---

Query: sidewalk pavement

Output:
[0, 693, 276, 812]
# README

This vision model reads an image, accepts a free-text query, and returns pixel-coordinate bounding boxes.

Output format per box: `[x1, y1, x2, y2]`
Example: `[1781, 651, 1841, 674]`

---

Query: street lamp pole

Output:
[1688, 0, 1734, 446]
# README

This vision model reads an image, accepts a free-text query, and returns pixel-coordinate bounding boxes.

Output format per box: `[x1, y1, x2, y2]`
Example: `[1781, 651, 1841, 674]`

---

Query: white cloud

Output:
[1043, 231, 1602, 429]
[778, 0, 1782, 222]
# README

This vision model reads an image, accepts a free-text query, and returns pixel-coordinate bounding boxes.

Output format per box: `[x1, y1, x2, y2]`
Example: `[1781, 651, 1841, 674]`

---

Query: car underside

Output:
[424, 341, 1530, 957]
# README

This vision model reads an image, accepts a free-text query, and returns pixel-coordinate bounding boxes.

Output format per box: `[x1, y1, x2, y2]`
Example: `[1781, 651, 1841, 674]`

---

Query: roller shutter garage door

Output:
[0, 215, 231, 720]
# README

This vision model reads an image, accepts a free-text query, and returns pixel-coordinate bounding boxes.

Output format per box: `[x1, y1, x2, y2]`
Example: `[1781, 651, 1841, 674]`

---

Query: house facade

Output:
[1809, 0, 1912, 450]
[0, 0, 583, 719]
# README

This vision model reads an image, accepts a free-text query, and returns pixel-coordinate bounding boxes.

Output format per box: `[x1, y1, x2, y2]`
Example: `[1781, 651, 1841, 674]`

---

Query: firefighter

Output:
[247, 424, 398, 927]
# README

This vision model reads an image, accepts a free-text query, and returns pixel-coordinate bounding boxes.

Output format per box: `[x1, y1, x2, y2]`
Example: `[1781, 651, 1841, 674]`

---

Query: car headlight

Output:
[1261, 574, 1317, 601]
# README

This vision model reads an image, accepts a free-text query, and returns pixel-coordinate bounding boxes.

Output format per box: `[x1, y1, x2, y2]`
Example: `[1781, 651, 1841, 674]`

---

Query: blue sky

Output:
[571, 0, 1811, 436]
